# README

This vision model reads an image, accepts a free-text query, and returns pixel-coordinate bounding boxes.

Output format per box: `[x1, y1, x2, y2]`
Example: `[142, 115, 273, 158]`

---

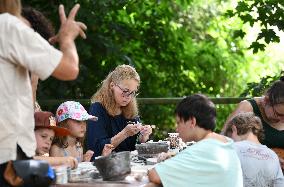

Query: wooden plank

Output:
[39, 97, 249, 107]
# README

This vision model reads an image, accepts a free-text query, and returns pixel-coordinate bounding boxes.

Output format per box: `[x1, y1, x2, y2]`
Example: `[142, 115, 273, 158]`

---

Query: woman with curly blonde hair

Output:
[86, 64, 152, 159]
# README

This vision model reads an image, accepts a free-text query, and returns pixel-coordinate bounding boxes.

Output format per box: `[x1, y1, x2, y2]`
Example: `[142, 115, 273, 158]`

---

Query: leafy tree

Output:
[241, 71, 284, 97]
[226, 0, 284, 53]
[22, 0, 252, 139]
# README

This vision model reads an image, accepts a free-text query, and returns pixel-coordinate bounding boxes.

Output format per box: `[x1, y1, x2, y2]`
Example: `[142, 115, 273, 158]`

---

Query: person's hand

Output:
[83, 150, 94, 162]
[140, 125, 152, 137]
[49, 4, 87, 44]
[139, 125, 152, 142]
[157, 152, 176, 163]
[63, 156, 78, 169]
[102, 144, 114, 156]
[122, 123, 141, 137]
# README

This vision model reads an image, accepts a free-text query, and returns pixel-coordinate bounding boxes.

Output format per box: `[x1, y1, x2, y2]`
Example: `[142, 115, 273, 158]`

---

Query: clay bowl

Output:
[136, 142, 169, 158]
[94, 151, 131, 181]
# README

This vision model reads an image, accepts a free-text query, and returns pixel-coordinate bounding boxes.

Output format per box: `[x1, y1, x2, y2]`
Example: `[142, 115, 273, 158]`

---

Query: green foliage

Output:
[227, 0, 284, 53]
[23, 0, 253, 140]
[240, 71, 284, 97]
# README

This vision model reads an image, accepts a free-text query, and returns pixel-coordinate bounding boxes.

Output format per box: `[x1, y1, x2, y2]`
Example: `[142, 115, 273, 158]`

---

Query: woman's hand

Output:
[122, 123, 141, 137]
[139, 125, 152, 142]
[83, 150, 94, 162]
[102, 144, 114, 156]
[140, 125, 152, 136]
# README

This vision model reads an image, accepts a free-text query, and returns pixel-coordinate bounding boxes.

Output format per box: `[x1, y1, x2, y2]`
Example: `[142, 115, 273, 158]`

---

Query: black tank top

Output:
[248, 99, 284, 148]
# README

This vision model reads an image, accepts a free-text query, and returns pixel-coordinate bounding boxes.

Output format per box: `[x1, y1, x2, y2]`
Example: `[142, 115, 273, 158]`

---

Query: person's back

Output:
[224, 112, 284, 187]
[234, 141, 283, 187]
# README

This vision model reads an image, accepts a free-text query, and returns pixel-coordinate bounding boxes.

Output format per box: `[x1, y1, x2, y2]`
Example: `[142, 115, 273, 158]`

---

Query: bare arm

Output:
[110, 124, 140, 148]
[30, 73, 39, 104]
[51, 4, 87, 80]
[34, 156, 78, 169]
[148, 168, 161, 184]
[110, 131, 128, 148]
[49, 144, 64, 157]
[221, 100, 253, 134]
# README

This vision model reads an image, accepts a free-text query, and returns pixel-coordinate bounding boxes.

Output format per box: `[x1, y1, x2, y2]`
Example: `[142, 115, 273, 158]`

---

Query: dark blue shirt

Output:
[86, 102, 139, 160]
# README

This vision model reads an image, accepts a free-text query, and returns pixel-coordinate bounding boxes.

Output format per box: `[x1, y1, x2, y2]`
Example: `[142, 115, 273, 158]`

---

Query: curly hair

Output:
[22, 7, 55, 40]
[224, 112, 264, 141]
[91, 64, 140, 119]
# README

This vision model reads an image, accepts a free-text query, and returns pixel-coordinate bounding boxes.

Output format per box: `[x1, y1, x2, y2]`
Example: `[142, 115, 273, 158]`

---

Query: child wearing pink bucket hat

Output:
[50, 101, 113, 161]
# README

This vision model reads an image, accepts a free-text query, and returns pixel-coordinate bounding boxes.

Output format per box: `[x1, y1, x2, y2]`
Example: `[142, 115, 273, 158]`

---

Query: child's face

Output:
[67, 119, 87, 138]
[35, 128, 55, 156]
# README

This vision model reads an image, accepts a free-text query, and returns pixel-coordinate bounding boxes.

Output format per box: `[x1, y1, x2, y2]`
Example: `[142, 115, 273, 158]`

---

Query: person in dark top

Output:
[222, 76, 284, 169]
[86, 65, 152, 159]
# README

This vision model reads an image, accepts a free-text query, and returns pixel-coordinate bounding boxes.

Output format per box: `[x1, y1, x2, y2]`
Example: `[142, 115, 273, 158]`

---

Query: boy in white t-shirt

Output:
[148, 94, 243, 187]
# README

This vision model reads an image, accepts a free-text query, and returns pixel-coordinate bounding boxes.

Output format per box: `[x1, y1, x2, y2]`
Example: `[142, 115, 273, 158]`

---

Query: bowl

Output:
[135, 142, 169, 158]
[94, 151, 131, 181]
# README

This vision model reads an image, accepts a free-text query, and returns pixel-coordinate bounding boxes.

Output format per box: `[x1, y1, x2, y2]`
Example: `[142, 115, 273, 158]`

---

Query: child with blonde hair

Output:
[86, 64, 152, 159]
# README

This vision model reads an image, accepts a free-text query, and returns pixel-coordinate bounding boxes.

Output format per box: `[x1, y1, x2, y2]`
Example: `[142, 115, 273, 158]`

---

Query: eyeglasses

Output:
[116, 84, 139, 98]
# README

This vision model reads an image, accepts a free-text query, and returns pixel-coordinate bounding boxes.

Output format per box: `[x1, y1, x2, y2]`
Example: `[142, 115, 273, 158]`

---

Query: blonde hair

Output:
[224, 112, 264, 141]
[91, 64, 140, 119]
[0, 0, 21, 16]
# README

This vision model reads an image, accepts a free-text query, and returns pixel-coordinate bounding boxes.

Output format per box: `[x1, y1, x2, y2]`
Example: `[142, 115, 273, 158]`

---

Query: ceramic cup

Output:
[168, 133, 179, 149]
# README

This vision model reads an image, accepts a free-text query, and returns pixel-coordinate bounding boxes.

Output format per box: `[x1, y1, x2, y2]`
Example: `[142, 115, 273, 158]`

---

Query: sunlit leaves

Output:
[22, 0, 251, 137]
[226, 0, 284, 53]
[248, 41, 266, 53]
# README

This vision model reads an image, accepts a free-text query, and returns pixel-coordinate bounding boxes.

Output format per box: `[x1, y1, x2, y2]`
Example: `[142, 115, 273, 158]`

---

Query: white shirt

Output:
[155, 138, 243, 187]
[234, 141, 284, 187]
[0, 13, 62, 164]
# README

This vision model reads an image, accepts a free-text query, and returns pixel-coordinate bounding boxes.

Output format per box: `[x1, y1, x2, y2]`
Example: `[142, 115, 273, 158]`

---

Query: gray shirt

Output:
[234, 140, 284, 187]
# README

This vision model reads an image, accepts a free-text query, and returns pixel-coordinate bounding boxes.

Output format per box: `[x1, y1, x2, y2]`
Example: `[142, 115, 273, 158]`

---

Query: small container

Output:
[54, 165, 68, 184]
[168, 133, 180, 149]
